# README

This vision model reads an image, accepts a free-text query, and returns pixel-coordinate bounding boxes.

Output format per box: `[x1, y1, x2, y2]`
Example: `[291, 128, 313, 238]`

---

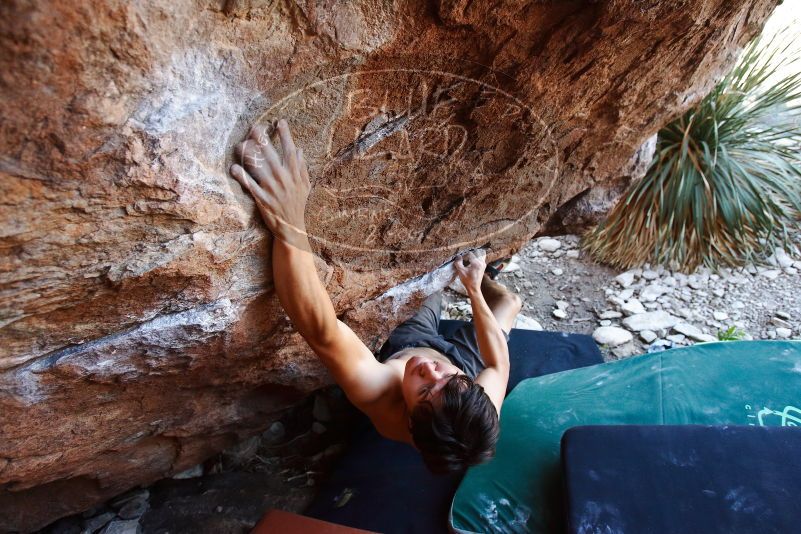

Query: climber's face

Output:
[401, 354, 463, 410]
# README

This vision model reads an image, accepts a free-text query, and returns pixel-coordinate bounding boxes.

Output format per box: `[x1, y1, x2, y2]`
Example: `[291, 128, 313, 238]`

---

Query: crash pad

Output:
[449, 340, 801, 533]
[561, 425, 801, 534]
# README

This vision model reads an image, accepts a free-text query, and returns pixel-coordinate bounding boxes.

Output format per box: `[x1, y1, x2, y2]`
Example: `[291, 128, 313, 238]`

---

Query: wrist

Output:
[273, 223, 312, 252]
[466, 284, 484, 299]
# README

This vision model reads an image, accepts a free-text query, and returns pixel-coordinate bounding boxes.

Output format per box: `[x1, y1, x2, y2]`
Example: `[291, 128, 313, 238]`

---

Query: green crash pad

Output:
[450, 340, 801, 534]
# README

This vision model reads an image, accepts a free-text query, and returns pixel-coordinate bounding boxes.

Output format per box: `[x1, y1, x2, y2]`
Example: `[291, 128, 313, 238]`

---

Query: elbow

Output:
[308, 318, 342, 348]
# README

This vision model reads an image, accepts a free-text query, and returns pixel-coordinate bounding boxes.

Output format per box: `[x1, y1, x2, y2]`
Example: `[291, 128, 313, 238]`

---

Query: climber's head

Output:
[402, 355, 499, 474]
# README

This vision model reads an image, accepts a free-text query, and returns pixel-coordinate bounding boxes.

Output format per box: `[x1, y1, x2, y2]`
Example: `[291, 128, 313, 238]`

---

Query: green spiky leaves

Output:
[584, 32, 801, 272]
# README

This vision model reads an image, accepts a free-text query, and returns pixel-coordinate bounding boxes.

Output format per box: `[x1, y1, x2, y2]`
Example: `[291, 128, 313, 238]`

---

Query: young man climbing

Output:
[230, 120, 523, 473]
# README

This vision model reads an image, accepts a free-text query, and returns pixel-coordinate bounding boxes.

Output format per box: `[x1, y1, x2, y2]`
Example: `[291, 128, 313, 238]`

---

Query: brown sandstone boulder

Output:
[0, 0, 776, 530]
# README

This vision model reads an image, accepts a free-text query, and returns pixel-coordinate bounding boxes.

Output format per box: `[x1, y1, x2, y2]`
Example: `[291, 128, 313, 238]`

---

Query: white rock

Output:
[774, 248, 794, 268]
[713, 311, 729, 321]
[173, 464, 203, 479]
[731, 301, 745, 310]
[688, 275, 705, 289]
[641, 269, 659, 280]
[555, 300, 570, 310]
[598, 310, 623, 319]
[566, 250, 580, 259]
[622, 311, 679, 332]
[592, 326, 633, 347]
[776, 327, 792, 338]
[599, 320, 612, 327]
[640, 330, 658, 343]
[552, 309, 567, 319]
[514, 314, 543, 331]
[662, 276, 677, 287]
[501, 256, 522, 273]
[100, 520, 141, 534]
[673, 322, 717, 342]
[607, 295, 626, 307]
[771, 317, 791, 329]
[759, 269, 781, 280]
[666, 334, 686, 344]
[676, 308, 693, 319]
[551, 268, 564, 276]
[618, 288, 635, 301]
[538, 238, 562, 252]
[640, 284, 668, 302]
[615, 271, 638, 288]
[644, 301, 659, 310]
[621, 298, 647, 316]
[611, 343, 638, 358]
[785, 267, 798, 275]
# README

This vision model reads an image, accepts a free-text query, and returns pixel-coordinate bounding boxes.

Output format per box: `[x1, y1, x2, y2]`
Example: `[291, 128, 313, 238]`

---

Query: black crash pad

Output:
[304, 322, 602, 533]
[561, 425, 801, 534]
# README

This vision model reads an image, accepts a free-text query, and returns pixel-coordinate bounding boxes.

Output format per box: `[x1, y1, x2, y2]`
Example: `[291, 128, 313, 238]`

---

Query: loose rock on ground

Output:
[444, 235, 801, 360]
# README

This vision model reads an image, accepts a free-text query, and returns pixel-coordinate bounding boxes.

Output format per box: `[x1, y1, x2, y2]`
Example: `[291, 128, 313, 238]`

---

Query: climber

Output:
[229, 120, 522, 473]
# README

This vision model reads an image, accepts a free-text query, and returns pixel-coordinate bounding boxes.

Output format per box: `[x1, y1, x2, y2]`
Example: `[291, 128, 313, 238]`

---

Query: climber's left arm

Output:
[230, 120, 394, 408]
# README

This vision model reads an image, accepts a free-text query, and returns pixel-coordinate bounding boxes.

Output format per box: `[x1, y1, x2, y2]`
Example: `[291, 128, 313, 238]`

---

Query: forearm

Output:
[467, 287, 510, 371]
[272, 235, 338, 344]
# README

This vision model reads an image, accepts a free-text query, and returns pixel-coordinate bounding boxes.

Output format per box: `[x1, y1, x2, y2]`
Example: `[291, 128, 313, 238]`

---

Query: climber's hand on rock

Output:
[454, 251, 486, 295]
[230, 119, 311, 246]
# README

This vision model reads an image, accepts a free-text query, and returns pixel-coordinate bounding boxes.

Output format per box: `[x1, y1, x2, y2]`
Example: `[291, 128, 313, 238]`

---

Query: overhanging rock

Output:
[0, 0, 777, 530]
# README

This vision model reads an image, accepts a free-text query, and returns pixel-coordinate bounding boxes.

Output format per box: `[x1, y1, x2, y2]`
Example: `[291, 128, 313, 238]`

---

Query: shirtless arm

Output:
[229, 120, 393, 408]
[454, 252, 510, 412]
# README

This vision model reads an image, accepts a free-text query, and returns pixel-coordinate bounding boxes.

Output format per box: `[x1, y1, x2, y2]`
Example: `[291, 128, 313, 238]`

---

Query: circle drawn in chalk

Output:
[245, 64, 559, 256]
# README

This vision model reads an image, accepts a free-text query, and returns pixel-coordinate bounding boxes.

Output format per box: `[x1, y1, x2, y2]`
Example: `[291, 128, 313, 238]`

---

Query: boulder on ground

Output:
[622, 311, 680, 332]
[0, 0, 776, 529]
[593, 326, 633, 347]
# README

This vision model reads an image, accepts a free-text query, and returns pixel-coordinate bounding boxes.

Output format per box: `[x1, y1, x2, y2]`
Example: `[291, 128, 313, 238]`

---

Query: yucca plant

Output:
[584, 31, 801, 272]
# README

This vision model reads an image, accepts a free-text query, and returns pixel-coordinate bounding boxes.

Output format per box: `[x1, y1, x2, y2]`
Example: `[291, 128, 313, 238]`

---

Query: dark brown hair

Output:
[409, 374, 500, 474]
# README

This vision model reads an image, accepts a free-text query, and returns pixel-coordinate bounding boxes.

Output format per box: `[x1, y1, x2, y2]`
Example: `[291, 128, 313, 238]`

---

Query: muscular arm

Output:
[272, 236, 392, 405]
[454, 252, 510, 412]
[468, 285, 510, 411]
[230, 120, 392, 408]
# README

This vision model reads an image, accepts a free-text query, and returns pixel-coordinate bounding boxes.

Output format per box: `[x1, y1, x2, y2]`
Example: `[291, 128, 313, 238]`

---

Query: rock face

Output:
[0, 0, 776, 530]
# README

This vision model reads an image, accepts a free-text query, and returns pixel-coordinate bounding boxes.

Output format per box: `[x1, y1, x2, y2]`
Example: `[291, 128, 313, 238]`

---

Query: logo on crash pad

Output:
[745, 404, 800, 427]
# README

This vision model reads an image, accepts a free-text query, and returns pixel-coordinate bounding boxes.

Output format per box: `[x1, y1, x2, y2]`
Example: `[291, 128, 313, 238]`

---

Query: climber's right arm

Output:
[229, 120, 395, 408]
[270, 237, 395, 407]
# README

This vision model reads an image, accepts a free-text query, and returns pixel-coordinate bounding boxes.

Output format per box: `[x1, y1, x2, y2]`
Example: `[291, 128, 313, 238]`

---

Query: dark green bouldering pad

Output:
[449, 340, 801, 533]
